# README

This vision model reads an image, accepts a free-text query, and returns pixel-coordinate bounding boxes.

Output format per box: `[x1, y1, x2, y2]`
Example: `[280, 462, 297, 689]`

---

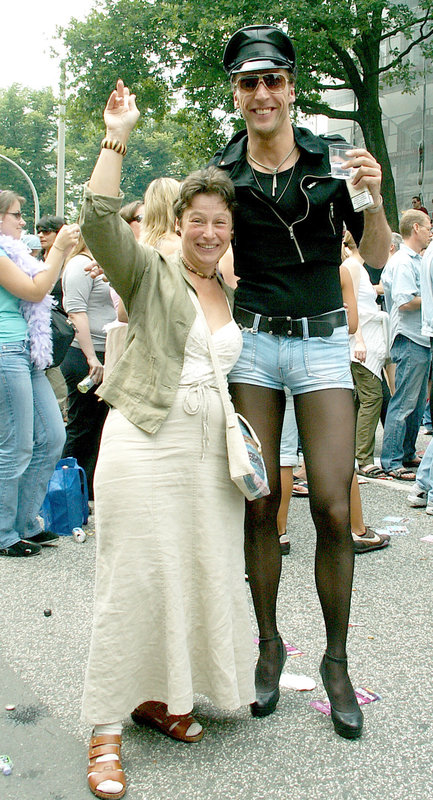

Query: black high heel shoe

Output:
[319, 652, 363, 739]
[251, 634, 287, 718]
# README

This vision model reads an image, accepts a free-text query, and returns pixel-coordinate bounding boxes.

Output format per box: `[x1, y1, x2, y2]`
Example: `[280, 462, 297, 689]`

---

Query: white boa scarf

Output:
[0, 234, 53, 369]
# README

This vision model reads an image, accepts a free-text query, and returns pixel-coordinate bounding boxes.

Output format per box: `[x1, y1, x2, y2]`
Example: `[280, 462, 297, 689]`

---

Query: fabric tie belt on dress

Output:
[183, 382, 219, 460]
[234, 307, 347, 338]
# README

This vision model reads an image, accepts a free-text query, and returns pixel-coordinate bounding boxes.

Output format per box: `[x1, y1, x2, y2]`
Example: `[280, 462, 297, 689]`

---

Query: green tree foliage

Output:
[0, 85, 59, 221]
[60, 0, 433, 227]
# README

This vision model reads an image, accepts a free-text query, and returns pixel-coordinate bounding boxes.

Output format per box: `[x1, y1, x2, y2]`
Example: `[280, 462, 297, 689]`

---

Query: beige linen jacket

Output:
[80, 185, 234, 434]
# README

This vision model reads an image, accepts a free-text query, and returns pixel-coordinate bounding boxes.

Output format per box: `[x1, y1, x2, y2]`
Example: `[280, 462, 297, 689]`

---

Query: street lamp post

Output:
[56, 61, 66, 218]
[0, 153, 40, 232]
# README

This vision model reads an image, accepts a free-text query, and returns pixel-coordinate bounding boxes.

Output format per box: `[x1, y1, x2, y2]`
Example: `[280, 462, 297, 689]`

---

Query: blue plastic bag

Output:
[41, 457, 89, 536]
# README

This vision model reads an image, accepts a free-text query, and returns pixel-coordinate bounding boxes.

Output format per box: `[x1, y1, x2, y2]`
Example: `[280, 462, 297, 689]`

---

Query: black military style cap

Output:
[223, 25, 296, 76]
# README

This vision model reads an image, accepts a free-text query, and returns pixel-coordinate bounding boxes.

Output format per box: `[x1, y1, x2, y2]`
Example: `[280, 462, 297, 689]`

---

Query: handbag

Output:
[189, 291, 270, 501]
[41, 457, 89, 535]
[50, 305, 75, 368]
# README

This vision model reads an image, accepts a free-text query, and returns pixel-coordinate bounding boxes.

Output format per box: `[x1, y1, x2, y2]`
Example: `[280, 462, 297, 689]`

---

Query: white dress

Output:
[82, 312, 255, 723]
[350, 264, 389, 379]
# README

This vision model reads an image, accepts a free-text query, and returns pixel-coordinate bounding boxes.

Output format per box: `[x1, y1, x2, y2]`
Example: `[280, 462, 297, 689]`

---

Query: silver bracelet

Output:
[365, 195, 383, 214]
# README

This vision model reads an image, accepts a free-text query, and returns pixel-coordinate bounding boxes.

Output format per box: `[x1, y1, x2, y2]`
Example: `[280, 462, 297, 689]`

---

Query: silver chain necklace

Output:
[251, 161, 297, 203]
[247, 143, 297, 196]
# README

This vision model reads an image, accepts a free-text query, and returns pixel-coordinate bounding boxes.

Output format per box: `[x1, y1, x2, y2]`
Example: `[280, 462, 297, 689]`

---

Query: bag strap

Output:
[188, 289, 236, 422]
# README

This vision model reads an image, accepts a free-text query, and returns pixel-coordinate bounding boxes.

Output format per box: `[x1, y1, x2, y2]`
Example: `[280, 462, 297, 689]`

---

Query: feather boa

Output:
[0, 234, 53, 369]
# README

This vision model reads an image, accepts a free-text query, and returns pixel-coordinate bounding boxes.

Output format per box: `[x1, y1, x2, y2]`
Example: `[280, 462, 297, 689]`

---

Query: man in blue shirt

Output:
[407, 238, 433, 509]
[381, 209, 432, 478]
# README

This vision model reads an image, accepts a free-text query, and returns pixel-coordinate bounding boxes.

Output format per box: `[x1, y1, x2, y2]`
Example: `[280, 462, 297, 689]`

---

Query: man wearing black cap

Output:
[210, 25, 390, 737]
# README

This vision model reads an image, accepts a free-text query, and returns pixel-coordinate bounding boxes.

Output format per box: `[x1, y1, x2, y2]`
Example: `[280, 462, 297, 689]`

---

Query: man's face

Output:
[412, 198, 421, 210]
[232, 68, 295, 139]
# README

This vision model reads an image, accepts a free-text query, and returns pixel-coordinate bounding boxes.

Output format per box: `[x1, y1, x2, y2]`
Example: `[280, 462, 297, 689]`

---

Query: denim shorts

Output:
[228, 317, 353, 395]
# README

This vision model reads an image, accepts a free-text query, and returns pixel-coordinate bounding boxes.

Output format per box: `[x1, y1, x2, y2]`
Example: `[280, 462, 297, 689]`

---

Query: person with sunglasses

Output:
[209, 25, 391, 738]
[119, 199, 145, 240]
[0, 190, 79, 557]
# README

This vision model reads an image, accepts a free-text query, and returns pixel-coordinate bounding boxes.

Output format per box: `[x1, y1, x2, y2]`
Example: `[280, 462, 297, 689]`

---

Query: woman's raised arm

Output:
[88, 79, 140, 197]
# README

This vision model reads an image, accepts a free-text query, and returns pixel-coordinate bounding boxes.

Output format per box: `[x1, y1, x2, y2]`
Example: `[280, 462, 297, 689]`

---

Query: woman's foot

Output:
[251, 635, 287, 717]
[319, 653, 363, 739]
[131, 701, 203, 742]
[87, 733, 126, 799]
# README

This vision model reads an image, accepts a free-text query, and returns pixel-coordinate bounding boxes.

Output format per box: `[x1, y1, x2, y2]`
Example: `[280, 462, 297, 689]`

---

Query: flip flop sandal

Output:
[131, 701, 204, 743]
[387, 467, 417, 481]
[352, 527, 390, 554]
[292, 479, 309, 497]
[357, 465, 388, 479]
[87, 734, 126, 799]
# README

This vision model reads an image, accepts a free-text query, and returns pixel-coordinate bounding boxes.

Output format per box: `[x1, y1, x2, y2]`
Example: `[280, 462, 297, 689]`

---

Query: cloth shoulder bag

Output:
[190, 291, 270, 501]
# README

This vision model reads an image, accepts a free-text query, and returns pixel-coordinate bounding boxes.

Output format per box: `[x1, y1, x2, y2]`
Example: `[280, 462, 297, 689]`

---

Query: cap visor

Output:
[232, 59, 286, 74]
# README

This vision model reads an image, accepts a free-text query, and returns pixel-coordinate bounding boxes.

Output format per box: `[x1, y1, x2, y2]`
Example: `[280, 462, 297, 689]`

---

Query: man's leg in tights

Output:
[230, 383, 286, 687]
[295, 387, 358, 710]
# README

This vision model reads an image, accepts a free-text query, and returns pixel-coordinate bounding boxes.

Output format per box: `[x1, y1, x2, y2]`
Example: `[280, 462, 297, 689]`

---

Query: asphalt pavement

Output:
[0, 430, 432, 800]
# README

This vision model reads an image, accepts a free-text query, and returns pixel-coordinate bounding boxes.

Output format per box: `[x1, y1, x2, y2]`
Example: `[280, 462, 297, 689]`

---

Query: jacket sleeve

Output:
[79, 183, 150, 309]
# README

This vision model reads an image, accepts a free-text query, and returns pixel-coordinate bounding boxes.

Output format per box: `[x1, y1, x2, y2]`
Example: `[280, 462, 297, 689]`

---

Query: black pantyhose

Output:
[230, 383, 359, 711]
[230, 383, 286, 687]
[295, 388, 358, 711]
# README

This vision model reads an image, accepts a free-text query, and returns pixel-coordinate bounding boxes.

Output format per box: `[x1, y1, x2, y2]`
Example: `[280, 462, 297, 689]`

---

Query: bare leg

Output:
[350, 472, 366, 535]
[277, 466, 293, 536]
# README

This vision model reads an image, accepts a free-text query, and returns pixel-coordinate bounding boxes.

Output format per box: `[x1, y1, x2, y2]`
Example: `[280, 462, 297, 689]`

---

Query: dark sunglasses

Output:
[234, 73, 289, 94]
[132, 214, 143, 223]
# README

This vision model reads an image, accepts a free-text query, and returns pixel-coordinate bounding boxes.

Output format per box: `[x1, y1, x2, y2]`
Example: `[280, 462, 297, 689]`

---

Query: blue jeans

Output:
[415, 437, 433, 504]
[381, 335, 430, 472]
[0, 341, 66, 548]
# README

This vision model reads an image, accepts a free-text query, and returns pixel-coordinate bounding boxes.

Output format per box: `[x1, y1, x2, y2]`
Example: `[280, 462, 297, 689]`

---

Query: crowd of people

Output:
[1, 23, 433, 800]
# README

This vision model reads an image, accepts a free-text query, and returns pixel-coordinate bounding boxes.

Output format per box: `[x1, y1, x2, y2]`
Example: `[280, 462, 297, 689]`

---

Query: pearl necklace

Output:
[181, 255, 216, 280]
[247, 142, 297, 196]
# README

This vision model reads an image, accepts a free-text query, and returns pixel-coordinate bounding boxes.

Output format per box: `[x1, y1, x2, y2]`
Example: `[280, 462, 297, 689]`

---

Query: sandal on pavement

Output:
[87, 734, 126, 799]
[357, 465, 388, 479]
[292, 478, 309, 497]
[352, 527, 390, 554]
[386, 467, 417, 481]
[279, 531, 291, 555]
[131, 701, 204, 742]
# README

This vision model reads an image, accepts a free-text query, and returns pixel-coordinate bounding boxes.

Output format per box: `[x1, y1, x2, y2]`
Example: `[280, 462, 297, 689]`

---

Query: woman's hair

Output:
[140, 177, 180, 247]
[342, 230, 357, 252]
[173, 167, 236, 223]
[0, 190, 25, 215]
[64, 232, 91, 267]
[120, 200, 143, 225]
[36, 214, 65, 233]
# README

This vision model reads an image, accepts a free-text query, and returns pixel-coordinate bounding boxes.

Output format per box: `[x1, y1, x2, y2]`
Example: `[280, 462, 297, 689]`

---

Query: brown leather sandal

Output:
[87, 734, 126, 799]
[131, 701, 204, 743]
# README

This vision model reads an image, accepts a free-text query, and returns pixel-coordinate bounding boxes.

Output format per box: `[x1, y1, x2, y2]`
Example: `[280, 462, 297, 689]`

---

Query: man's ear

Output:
[233, 90, 239, 110]
[175, 218, 181, 236]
